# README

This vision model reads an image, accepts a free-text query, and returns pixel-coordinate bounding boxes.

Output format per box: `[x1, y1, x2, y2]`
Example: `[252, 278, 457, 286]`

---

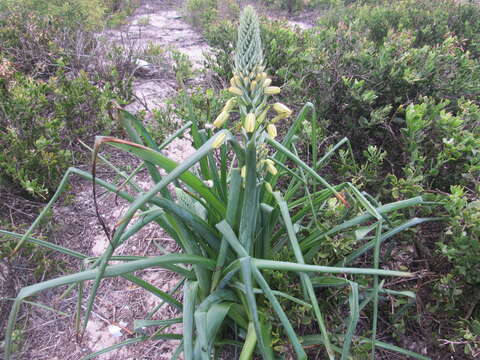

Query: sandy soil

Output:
[103, 0, 211, 113]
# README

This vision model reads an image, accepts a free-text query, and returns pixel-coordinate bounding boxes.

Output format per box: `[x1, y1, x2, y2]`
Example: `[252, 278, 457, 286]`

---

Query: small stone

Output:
[134, 59, 157, 78]
[108, 325, 123, 338]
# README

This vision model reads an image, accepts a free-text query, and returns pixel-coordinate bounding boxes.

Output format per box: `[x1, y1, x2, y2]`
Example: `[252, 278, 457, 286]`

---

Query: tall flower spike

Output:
[235, 6, 264, 78]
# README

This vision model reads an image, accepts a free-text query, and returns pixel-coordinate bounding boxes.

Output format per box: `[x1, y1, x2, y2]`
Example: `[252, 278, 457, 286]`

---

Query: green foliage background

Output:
[0, 0, 137, 197]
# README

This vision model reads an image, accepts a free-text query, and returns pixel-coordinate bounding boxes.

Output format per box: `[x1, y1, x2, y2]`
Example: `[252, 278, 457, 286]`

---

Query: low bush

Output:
[193, 0, 480, 178]
[439, 186, 480, 286]
[387, 97, 479, 196]
[322, 0, 480, 54]
[0, 0, 141, 77]
[104, 0, 140, 27]
[0, 69, 119, 198]
[260, 0, 340, 12]
[0, 0, 145, 198]
[309, 28, 480, 163]
[184, 0, 219, 28]
[0, 0, 107, 31]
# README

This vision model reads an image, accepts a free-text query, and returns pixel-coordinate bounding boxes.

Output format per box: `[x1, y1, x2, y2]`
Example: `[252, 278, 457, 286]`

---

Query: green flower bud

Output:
[213, 111, 229, 128]
[265, 86, 280, 95]
[244, 113, 256, 133]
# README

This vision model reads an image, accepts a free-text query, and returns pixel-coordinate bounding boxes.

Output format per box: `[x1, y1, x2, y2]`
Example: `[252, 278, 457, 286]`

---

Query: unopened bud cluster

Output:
[209, 5, 295, 189]
[212, 68, 292, 142]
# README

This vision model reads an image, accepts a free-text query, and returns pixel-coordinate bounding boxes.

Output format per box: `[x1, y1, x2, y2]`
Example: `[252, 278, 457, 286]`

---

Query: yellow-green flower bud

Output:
[228, 86, 242, 96]
[265, 182, 273, 193]
[265, 86, 280, 95]
[273, 102, 292, 116]
[266, 163, 278, 176]
[267, 124, 277, 138]
[234, 75, 242, 87]
[250, 80, 257, 92]
[264, 78, 272, 87]
[244, 113, 256, 133]
[241, 165, 246, 178]
[271, 111, 290, 123]
[222, 97, 237, 112]
[212, 132, 227, 148]
[230, 77, 236, 87]
[257, 107, 269, 123]
[213, 111, 229, 128]
[260, 72, 268, 80]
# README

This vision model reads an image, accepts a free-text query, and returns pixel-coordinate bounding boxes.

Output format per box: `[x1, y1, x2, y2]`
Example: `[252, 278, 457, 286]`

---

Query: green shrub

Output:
[308, 28, 479, 145]
[424, 186, 480, 355]
[260, 0, 341, 12]
[381, 96, 479, 354]
[0, 0, 140, 76]
[0, 0, 143, 198]
[184, 0, 239, 29]
[104, 0, 140, 27]
[0, 9, 67, 75]
[193, 0, 480, 192]
[322, 0, 480, 53]
[0, 70, 117, 198]
[439, 186, 480, 285]
[396, 98, 479, 192]
[0, 0, 106, 34]
[184, 0, 219, 28]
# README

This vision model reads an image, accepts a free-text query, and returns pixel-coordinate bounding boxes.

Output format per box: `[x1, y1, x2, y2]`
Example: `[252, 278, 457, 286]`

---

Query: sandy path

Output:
[104, 0, 210, 112]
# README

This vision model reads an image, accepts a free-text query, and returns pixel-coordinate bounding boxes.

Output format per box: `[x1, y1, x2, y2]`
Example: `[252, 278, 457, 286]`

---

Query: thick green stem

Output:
[239, 322, 257, 360]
